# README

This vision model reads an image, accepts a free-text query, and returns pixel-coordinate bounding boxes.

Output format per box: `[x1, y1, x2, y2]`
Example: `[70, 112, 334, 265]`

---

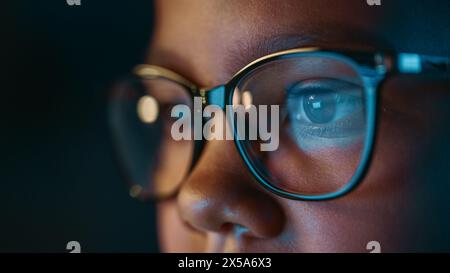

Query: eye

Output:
[285, 78, 364, 139]
[302, 91, 338, 124]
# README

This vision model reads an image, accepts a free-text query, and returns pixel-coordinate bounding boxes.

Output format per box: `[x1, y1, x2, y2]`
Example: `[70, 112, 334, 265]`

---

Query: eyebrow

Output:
[223, 22, 392, 75]
[148, 26, 384, 86]
[223, 33, 321, 76]
[148, 33, 323, 84]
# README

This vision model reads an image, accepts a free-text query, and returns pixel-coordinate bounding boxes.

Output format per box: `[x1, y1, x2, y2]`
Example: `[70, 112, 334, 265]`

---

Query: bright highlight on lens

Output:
[242, 91, 253, 110]
[137, 95, 159, 123]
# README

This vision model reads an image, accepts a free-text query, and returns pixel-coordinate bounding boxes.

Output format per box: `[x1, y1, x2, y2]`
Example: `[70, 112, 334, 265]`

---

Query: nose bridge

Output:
[176, 82, 286, 239]
[189, 84, 227, 166]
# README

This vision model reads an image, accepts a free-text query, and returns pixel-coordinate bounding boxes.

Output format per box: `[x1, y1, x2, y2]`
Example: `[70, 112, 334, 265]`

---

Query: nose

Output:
[177, 139, 285, 239]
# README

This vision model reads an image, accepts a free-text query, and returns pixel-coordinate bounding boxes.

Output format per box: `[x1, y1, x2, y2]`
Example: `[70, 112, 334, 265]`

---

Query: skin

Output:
[147, 0, 450, 252]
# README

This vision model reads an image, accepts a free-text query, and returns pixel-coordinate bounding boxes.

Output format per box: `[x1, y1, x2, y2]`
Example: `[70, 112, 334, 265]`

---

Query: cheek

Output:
[282, 201, 410, 252]
[278, 83, 447, 253]
[157, 200, 205, 252]
[267, 133, 364, 195]
[280, 161, 419, 253]
[370, 76, 450, 199]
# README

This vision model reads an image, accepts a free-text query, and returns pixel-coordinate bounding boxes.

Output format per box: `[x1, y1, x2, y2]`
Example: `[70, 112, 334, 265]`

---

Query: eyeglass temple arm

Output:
[397, 53, 450, 74]
[133, 64, 228, 108]
[133, 64, 198, 92]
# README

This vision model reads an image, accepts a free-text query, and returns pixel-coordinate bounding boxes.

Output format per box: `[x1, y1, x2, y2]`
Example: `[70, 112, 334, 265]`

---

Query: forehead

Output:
[149, 0, 449, 86]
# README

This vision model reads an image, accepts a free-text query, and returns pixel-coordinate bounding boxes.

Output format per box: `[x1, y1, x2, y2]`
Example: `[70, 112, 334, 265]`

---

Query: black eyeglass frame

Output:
[119, 47, 449, 201]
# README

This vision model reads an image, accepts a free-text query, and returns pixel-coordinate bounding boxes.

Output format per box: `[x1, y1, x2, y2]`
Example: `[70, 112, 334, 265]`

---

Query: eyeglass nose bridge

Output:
[188, 84, 228, 171]
[200, 85, 227, 109]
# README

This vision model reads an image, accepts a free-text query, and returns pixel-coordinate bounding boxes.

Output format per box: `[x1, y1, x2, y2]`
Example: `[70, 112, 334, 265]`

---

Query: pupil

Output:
[303, 92, 337, 124]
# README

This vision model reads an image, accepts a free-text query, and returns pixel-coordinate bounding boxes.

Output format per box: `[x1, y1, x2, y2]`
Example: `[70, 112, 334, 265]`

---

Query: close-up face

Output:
[125, 0, 450, 252]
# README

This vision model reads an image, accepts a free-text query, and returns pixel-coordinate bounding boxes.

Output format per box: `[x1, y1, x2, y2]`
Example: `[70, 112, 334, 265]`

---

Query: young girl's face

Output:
[147, 0, 450, 252]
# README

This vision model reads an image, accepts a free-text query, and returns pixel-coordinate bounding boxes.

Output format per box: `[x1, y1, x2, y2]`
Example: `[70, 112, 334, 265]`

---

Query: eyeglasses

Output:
[108, 47, 449, 201]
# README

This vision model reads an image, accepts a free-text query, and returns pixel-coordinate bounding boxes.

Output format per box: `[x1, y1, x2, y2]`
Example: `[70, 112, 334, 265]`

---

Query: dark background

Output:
[1, 0, 158, 252]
